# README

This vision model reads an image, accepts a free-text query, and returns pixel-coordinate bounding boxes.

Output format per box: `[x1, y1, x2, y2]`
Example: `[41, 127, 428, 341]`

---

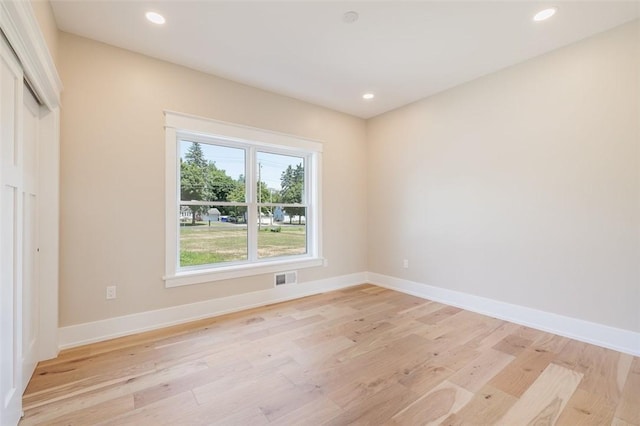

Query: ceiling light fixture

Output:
[343, 11, 359, 24]
[362, 93, 375, 100]
[533, 7, 557, 22]
[145, 11, 166, 25]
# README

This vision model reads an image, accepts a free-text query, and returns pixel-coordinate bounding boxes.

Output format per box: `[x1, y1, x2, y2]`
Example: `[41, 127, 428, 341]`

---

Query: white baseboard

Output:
[58, 272, 367, 350]
[368, 272, 640, 357]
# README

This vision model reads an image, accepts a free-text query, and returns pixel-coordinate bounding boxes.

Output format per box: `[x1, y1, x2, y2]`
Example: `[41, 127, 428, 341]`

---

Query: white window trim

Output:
[164, 111, 323, 288]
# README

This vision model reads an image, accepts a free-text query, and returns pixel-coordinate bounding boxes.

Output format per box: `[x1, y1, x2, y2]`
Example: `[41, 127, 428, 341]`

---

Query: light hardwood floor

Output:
[21, 285, 639, 425]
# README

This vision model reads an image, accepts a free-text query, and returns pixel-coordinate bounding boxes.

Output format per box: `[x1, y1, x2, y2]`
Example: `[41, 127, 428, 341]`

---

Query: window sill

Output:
[164, 257, 324, 288]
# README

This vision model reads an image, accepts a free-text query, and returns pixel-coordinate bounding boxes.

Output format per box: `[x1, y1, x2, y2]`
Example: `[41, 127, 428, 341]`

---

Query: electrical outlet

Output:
[403, 259, 409, 269]
[106, 285, 117, 300]
[323, 258, 329, 267]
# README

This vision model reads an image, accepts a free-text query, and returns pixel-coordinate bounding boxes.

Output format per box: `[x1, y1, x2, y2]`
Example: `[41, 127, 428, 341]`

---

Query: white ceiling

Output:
[50, 1, 639, 119]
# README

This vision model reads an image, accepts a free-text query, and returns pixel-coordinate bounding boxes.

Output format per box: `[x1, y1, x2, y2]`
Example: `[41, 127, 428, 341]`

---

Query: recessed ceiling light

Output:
[362, 93, 375, 100]
[343, 11, 359, 24]
[145, 11, 166, 25]
[533, 8, 556, 22]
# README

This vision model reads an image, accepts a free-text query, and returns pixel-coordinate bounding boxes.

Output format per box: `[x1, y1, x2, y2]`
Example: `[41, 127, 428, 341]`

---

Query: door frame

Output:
[0, 1, 62, 362]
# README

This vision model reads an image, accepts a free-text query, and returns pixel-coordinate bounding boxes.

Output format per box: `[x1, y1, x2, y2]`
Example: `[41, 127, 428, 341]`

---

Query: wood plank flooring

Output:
[21, 285, 639, 425]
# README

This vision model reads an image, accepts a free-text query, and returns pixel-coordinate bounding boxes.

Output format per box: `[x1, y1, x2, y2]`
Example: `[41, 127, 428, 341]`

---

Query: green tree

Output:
[228, 174, 246, 202]
[180, 142, 207, 224]
[257, 181, 272, 211]
[280, 164, 305, 224]
[227, 175, 246, 222]
[204, 164, 237, 204]
[185, 141, 207, 168]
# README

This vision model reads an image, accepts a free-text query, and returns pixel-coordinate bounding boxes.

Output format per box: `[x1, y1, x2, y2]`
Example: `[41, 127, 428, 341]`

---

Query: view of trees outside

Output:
[279, 163, 305, 224]
[179, 141, 307, 267]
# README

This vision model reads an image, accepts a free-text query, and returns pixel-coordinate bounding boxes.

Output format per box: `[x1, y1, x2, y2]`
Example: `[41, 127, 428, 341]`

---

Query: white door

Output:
[21, 86, 39, 392]
[0, 36, 25, 425]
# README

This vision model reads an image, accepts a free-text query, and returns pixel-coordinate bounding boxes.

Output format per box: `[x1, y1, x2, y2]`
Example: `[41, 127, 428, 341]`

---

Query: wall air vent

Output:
[274, 271, 297, 286]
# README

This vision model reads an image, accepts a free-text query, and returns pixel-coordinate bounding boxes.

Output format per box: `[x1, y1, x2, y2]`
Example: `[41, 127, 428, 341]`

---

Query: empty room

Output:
[0, 1, 638, 425]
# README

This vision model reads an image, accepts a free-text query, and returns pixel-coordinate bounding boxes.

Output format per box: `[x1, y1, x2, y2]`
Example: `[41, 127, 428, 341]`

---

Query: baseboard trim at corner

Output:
[367, 272, 640, 357]
[58, 272, 367, 350]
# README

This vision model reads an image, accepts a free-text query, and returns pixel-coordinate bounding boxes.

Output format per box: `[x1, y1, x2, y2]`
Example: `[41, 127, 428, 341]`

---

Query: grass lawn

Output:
[180, 222, 306, 267]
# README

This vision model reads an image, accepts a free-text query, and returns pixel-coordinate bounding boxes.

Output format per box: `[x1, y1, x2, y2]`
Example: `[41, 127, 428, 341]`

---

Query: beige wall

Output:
[31, 0, 58, 67]
[367, 21, 640, 332]
[57, 32, 367, 326]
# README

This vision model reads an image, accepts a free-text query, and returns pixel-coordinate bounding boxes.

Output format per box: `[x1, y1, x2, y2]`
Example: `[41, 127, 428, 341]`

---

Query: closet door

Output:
[22, 86, 39, 392]
[0, 36, 24, 425]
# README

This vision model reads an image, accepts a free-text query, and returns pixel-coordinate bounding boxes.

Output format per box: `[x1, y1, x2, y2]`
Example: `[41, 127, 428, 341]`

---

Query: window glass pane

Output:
[180, 140, 246, 203]
[258, 206, 306, 259]
[256, 152, 305, 205]
[180, 205, 248, 267]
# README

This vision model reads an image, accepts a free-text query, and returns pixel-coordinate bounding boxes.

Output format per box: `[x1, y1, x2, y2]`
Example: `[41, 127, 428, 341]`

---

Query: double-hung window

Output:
[164, 112, 322, 287]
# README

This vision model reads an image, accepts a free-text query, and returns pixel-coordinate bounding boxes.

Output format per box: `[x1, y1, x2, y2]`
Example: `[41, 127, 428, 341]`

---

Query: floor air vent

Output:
[275, 271, 297, 286]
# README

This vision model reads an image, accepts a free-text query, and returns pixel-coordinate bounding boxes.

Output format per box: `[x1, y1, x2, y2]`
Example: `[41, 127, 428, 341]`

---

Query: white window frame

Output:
[164, 111, 323, 287]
